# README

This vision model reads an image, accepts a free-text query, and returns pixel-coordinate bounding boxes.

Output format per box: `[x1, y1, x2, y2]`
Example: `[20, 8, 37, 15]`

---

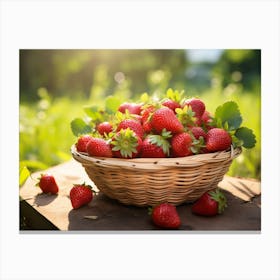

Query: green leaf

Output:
[20, 160, 49, 172]
[105, 95, 121, 113]
[70, 118, 92, 136]
[84, 106, 104, 121]
[19, 166, 30, 187]
[214, 101, 242, 130]
[234, 127, 256, 149]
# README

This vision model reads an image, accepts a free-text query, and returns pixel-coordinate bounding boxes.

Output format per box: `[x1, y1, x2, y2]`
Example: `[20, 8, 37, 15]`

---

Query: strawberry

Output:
[110, 128, 142, 158]
[76, 135, 93, 152]
[196, 110, 213, 129]
[116, 119, 144, 139]
[118, 102, 142, 115]
[206, 128, 232, 152]
[151, 107, 184, 134]
[97, 122, 113, 136]
[151, 203, 181, 229]
[36, 174, 59, 194]
[141, 105, 156, 133]
[69, 183, 94, 209]
[191, 189, 227, 216]
[171, 132, 193, 157]
[141, 131, 171, 158]
[190, 126, 207, 140]
[86, 138, 112, 157]
[162, 99, 181, 112]
[183, 98, 205, 118]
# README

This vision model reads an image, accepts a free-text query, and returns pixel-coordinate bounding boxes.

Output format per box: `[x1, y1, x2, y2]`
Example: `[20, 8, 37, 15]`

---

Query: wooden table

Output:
[20, 160, 261, 231]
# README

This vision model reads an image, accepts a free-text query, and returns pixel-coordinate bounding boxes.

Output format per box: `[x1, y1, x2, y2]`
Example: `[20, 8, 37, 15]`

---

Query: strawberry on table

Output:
[191, 189, 227, 216]
[36, 174, 59, 194]
[151, 203, 181, 229]
[70, 183, 95, 209]
[86, 138, 112, 157]
[76, 135, 93, 152]
[151, 107, 184, 134]
[206, 128, 232, 152]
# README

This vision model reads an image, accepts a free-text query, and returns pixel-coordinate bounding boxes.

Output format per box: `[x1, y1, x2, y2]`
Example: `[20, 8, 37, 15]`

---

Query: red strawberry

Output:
[36, 174, 59, 194]
[190, 126, 207, 140]
[76, 135, 93, 152]
[183, 98, 205, 118]
[110, 128, 142, 158]
[151, 203, 181, 229]
[171, 132, 193, 157]
[196, 110, 213, 129]
[86, 138, 112, 157]
[97, 122, 113, 136]
[118, 102, 142, 115]
[117, 119, 144, 139]
[162, 99, 181, 112]
[69, 183, 94, 209]
[141, 132, 171, 158]
[141, 105, 156, 133]
[151, 107, 184, 134]
[206, 128, 232, 152]
[191, 189, 227, 216]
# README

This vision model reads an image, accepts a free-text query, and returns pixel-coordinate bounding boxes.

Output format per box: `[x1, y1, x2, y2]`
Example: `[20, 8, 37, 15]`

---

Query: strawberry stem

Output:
[209, 189, 227, 214]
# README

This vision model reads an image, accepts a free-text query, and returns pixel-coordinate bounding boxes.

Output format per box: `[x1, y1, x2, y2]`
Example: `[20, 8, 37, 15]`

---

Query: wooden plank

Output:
[20, 159, 261, 231]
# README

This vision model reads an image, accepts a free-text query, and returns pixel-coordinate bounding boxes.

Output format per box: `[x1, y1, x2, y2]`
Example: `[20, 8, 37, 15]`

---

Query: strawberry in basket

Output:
[71, 90, 256, 159]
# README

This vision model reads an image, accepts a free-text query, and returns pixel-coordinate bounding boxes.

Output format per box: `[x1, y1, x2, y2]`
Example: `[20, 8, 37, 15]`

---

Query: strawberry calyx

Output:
[190, 136, 206, 154]
[208, 189, 227, 214]
[146, 129, 172, 156]
[35, 173, 48, 187]
[165, 88, 184, 103]
[175, 105, 196, 127]
[73, 182, 96, 193]
[111, 128, 140, 158]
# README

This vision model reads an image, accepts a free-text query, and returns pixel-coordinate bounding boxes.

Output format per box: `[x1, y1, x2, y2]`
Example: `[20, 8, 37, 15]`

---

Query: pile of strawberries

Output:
[75, 91, 233, 158]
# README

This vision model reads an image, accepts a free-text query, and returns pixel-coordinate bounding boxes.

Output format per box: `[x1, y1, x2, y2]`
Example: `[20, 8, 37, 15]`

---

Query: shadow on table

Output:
[67, 193, 155, 231]
[67, 191, 261, 232]
[33, 193, 58, 206]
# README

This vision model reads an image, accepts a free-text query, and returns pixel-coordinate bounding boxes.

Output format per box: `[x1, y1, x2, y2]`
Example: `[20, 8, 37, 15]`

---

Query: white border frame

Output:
[1, 1, 280, 279]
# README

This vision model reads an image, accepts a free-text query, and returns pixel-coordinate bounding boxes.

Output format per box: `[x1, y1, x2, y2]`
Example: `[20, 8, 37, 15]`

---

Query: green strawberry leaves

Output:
[214, 101, 242, 130]
[71, 118, 93, 136]
[234, 127, 256, 148]
[213, 101, 256, 149]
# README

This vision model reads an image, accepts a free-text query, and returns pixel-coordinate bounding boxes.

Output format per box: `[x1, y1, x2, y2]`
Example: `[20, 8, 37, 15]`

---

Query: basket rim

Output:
[71, 144, 242, 169]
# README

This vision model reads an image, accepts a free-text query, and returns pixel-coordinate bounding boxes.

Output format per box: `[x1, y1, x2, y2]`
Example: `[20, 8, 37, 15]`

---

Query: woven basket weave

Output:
[71, 145, 241, 207]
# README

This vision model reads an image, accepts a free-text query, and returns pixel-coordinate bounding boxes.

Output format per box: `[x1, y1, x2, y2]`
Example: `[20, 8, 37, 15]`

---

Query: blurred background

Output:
[19, 49, 261, 179]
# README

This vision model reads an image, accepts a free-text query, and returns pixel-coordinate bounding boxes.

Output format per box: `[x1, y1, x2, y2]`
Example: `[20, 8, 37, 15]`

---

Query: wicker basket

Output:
[71, 145, 241, 207]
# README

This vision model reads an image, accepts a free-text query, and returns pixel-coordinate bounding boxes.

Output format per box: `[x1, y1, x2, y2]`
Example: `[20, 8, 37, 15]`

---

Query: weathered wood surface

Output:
[20, 160, 261, 231]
